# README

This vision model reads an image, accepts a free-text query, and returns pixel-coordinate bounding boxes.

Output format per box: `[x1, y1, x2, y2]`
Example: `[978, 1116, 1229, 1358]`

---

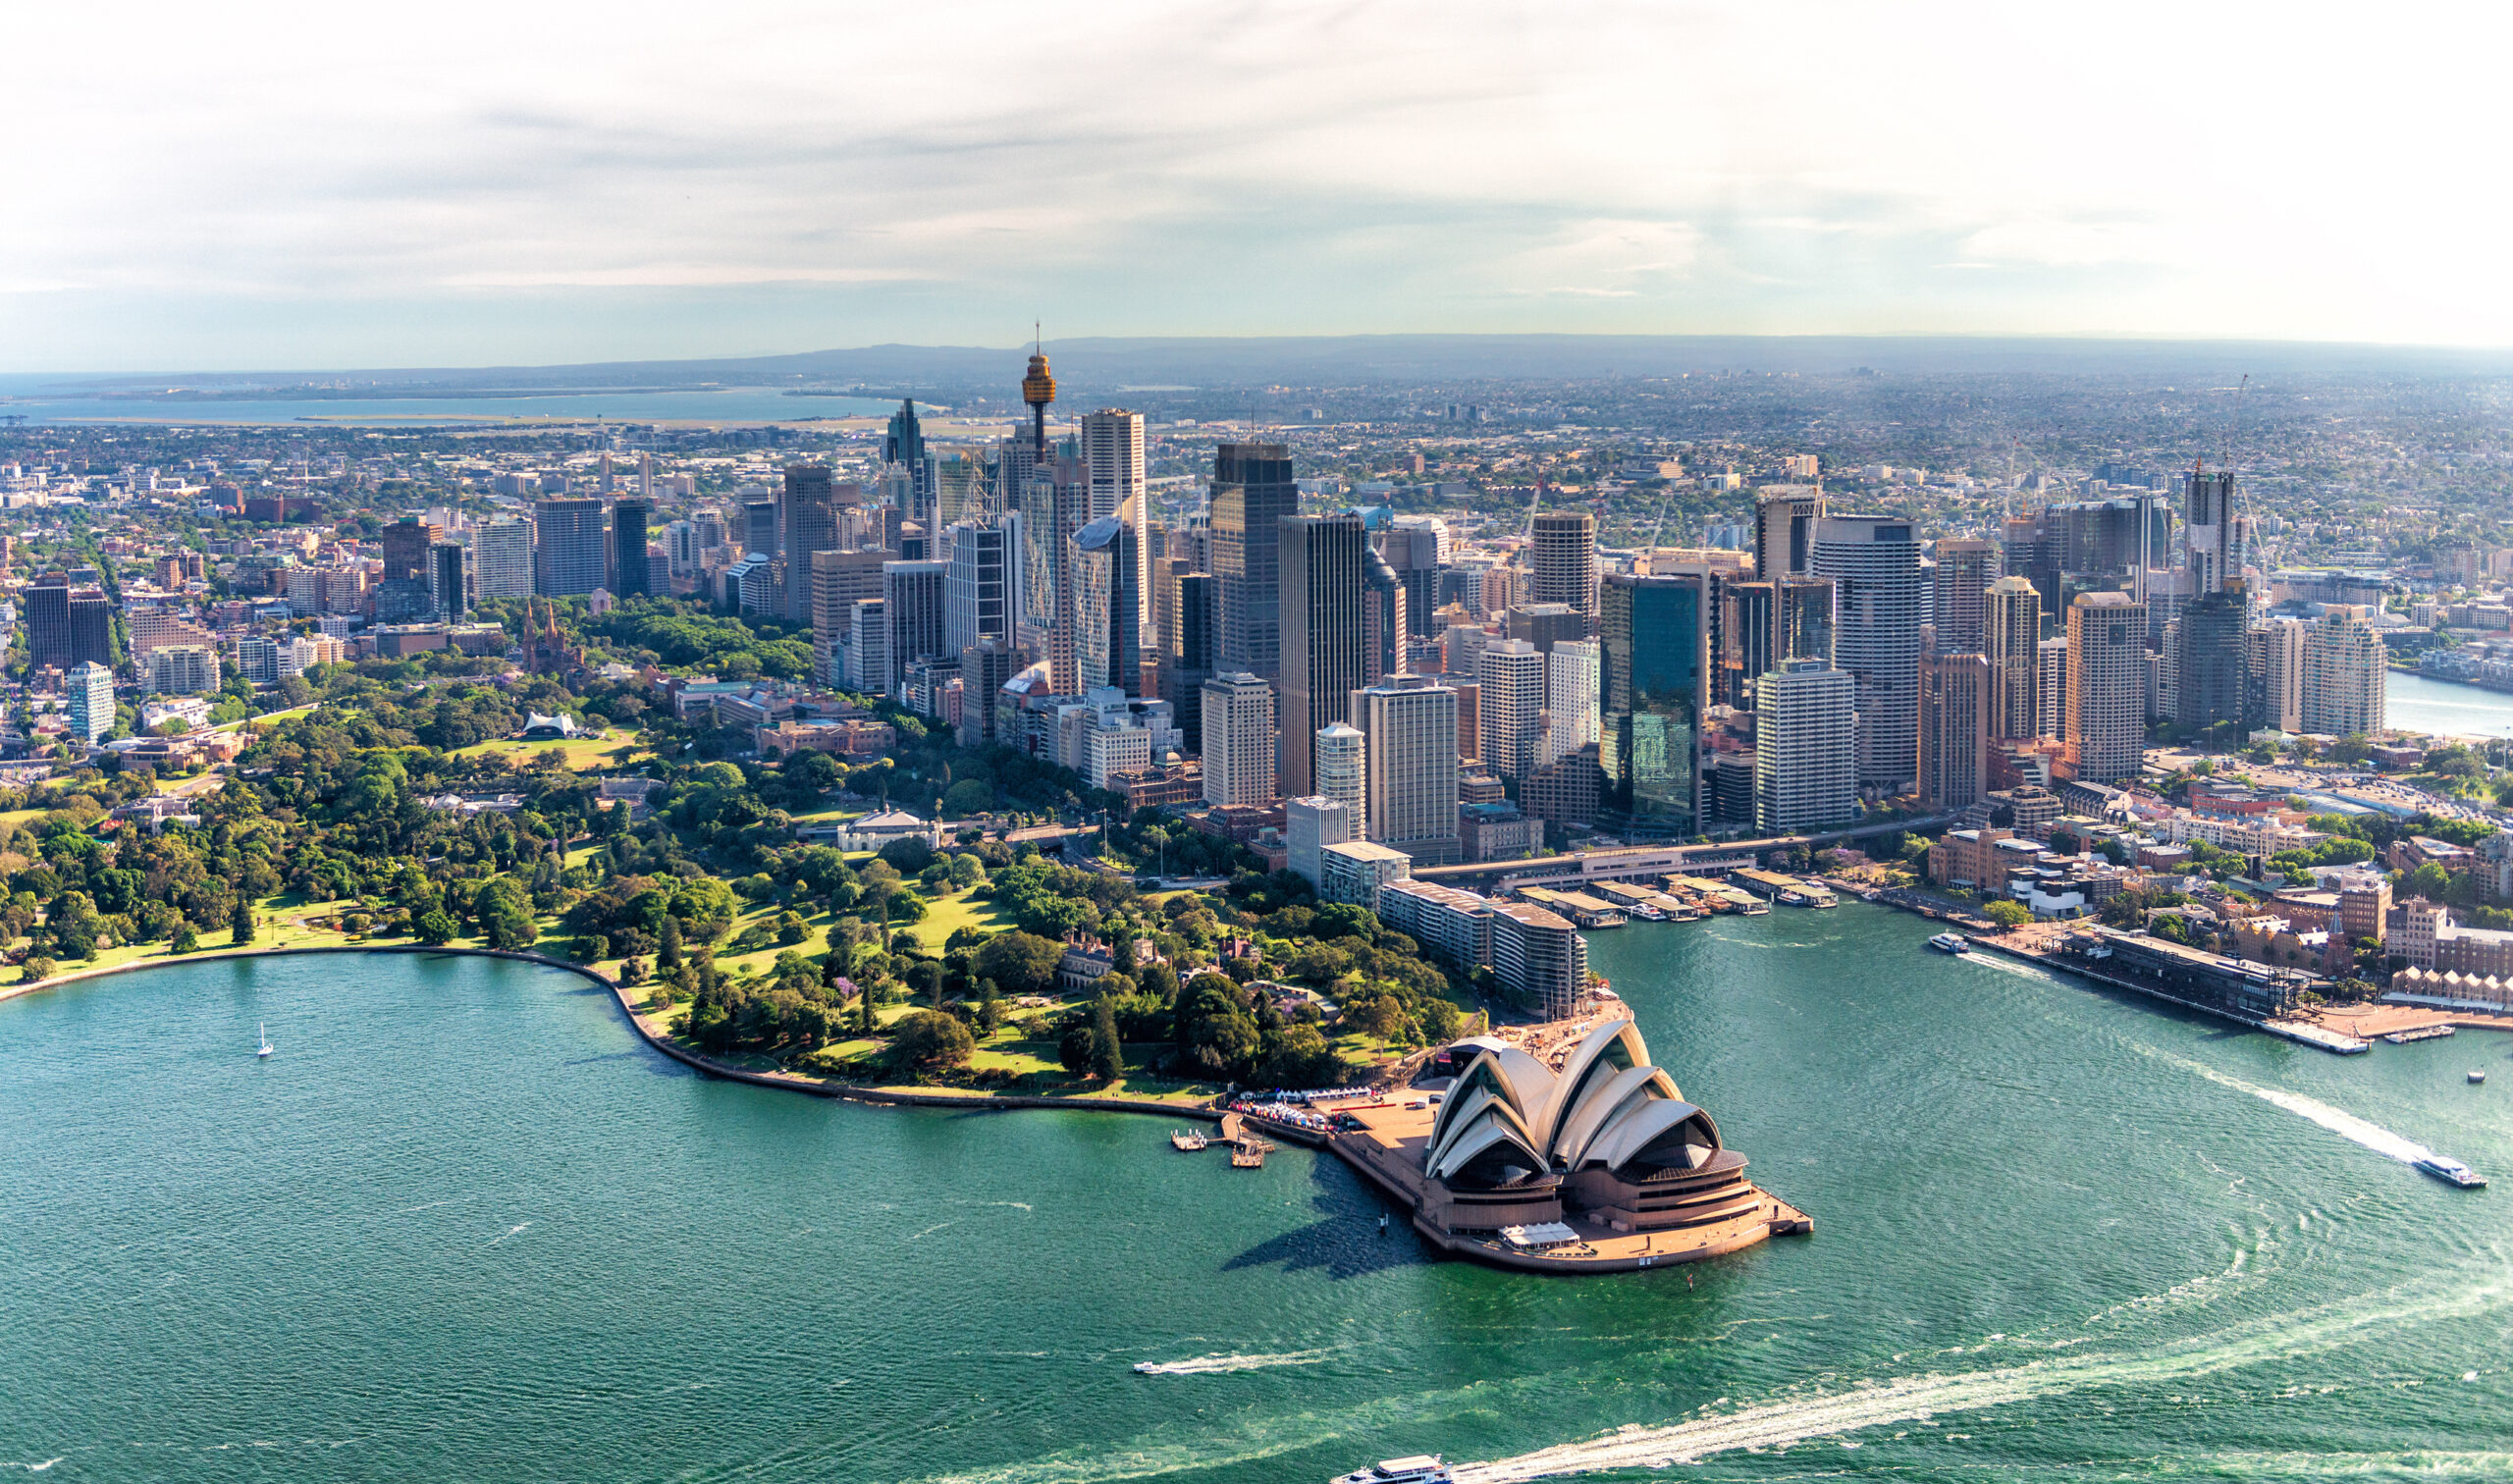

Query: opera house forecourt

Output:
[1330, 1019, 1811, 1272]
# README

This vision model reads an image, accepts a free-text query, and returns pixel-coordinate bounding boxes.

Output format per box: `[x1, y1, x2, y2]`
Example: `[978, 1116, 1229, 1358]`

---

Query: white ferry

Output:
[2415, 1154, 2487, 1190]
[1333, 1458, 1453, 1484]
[1927, 932, 1970, 954]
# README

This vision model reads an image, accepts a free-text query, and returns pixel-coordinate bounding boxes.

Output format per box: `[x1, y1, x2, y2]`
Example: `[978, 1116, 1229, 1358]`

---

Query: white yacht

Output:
[256, 1024, 275, 1059]
[1333, 1458, 1453, 1484]
[1927, 932, 1970, 954]
[2472, 1070, 2489, 1085]
[2415, 1154, 2486, 1190]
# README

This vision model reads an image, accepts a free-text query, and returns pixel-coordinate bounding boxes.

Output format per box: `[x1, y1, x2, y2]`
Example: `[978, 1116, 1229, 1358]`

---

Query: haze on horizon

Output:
[9, 1, 2508, 374]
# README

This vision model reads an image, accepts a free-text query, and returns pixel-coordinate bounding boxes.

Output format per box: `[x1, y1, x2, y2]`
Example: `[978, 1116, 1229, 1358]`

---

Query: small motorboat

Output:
[1927, 932, 1970, 954]
[2416, 1154, 2487, 1190]
[2472, 1070, 2489, 1085]
[255, 1023, 275, 1059]
[1132, 1361, 1161, 1374]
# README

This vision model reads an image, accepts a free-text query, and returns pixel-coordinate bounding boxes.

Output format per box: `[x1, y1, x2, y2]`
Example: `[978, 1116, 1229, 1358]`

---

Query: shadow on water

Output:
[1220, 1158, 1427, 1280]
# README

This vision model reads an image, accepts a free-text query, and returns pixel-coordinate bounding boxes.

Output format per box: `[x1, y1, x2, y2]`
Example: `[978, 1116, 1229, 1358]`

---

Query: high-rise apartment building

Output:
[146, 644, 220, 696]
[2302, 607, 2386, 736]
[473, 517, 534, 601]
[1285, 796, 1356, 890]
[1599, 572, 1707, 836]
[2251, 615, 2306, 733]
[1540, 638, 1601, 769]
[1931, 538, 1999, 653]
[1917, 652, 1992, 812]
[1354, 674, 1461, 865]
[427, 540, 467, 619]
[1475, 638, 1547, 780]
[1210, 442, 1299, 682]
[1277, 515, 1370, 797]
[1753, 661, 1857, 831]
[1315, 721, 1366, 821]
[1529, 509, 1597, 628]
[66, 662, 114, 743]
[532, 499, 607, 597]
[1073, 515, 1140, 695]
[1202, 672, 1278, 809]
[1810, 514, 1924, 793]
[2064, 591, 2148, 784]
[1983, 575, 2044, 740]
[882, 559, 948, 698]
[2037, 636, 2070, 741]
[610, 500, 653, 599]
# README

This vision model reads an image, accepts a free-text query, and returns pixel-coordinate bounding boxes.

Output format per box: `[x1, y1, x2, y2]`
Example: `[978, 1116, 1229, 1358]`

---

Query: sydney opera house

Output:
[1417, 1019, 1777, 1245]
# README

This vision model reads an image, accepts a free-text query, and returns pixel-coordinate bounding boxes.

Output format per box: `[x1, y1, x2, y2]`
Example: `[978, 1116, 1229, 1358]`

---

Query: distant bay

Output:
[2386, 668, 2513, 739]
[0, 386, 898, 427]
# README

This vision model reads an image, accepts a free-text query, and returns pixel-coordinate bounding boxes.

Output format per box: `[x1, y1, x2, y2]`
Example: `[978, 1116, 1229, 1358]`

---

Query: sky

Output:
[7, 1, 2510, 373]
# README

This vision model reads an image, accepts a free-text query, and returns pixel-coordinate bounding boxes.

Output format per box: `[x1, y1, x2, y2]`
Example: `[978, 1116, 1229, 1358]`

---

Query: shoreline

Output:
[0, 942, 1228, 1122]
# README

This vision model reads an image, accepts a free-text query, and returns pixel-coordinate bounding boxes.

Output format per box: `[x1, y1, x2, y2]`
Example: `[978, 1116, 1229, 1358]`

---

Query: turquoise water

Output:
[1, 914, 2507, 1482]
[2386, 670, 2513, 740]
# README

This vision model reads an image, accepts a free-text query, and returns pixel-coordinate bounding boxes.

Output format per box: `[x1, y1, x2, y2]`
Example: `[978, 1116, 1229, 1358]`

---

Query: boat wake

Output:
[2132, 1042, 2433, 1165]
[0, 1462, 63, 1473]
[1132, 1350, 1333, 1376]
[1450, 1268, 2512, 1480]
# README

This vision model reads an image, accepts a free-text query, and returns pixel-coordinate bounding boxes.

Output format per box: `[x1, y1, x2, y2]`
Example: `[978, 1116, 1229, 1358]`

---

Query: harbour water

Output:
[1, 917, 2507, 1482]
[2385, 668, 2513, 740]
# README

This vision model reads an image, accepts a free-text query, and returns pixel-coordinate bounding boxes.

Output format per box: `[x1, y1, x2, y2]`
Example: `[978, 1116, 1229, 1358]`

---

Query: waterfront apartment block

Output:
[1320, 840, 1413, 908]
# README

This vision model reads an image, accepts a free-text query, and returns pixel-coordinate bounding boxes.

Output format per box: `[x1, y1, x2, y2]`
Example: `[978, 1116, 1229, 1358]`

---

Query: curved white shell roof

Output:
[1427, 1018, 1723, 1183]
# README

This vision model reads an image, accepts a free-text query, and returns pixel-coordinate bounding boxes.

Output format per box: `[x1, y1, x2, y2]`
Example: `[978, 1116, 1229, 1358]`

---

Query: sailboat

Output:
[256, 1023, 275, 1059]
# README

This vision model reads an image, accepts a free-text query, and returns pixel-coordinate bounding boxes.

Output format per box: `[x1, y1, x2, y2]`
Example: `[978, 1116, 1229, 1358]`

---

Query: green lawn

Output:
[445, 734, 649, 771]
[908, 888, 1012, 950]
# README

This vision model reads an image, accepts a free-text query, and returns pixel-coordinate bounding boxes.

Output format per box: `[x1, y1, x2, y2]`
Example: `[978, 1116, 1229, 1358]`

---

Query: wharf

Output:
[1320, 1098, 1810, 1274]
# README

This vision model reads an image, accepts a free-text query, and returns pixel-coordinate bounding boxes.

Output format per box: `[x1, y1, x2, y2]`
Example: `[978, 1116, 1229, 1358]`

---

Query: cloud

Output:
[6, 0, 2512, 367]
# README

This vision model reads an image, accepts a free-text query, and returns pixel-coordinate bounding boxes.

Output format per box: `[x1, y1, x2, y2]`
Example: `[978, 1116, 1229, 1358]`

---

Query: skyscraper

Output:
[885, 399, 933, 524]
[1752, 486, 1826, 581]
[532, 499, 607, 597]
[26, 579, 113, 670]
[427, 541, 467, 619]
[1072, 514, 1140, 695]
[66, 661, 114, 743]
[1599, 572, 1707, 837]
[943, 521, 1018, 660]
[1082, 409, 1150, 641]
[1315, 721, 1366, 821]
[2037, 636, 2070, 741]
[882, 559, 948, 698]
[1475, 638, 1547, 781]
[957, 638, 1029, 749]
[2184, 470, 2239, 596]
[1277, 514, 1370, 797]
[1983, 575, 2044, 741]
[1753, 661, 1857, 831]
[1202, 672, 1277, 809]
[780, 466, 851, 625]
[2302, 607, 2386, 736]
[1167, 569, 1216, 753]
[1017, 455, 1090, 694]
[1529, 509, 1597, 625]
[2251, 615, 2307, 733]
[1354, 674, 1461, 865]
[811, 549, 887, 686]
[2175, 586, 2250, 730]
[1717, 577, 1833, 708]
[1210, 442, 1298, 682]
[1931, 538, 1999, 653]
[1810, 514, 1924, 793]
[1917, 652, 1992, 812]
[2065, 591, 2148, 784]
[1540, 638, 1601, 769]
[610, 499, 653, 599]
[474, 517, 535, 601]
[1375, 523, 1444, 638]
[1285, 796, 1356, 890]
[380, 516, 442, 584]
[1021, 346, 1055, 459]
